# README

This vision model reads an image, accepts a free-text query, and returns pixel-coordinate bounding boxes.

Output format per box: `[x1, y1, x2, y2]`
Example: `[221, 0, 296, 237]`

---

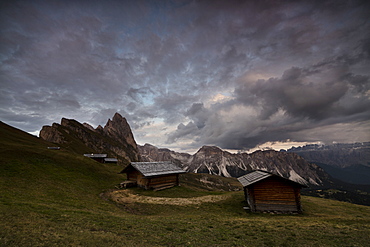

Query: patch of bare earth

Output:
[107, 190, 231, 206]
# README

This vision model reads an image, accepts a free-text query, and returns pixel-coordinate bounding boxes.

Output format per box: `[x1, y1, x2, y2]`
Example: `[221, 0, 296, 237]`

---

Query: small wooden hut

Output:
[83, 154, 107, 163]
[104, 158, 118, 164]
[120, 161, 186, 190]
[237, 170, 307, 213]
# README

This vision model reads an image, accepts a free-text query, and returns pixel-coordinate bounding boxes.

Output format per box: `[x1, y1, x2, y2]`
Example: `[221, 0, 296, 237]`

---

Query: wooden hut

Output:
[83, 154, 107, 163]
[120, 161, 186, 190]
[104, 158, 118, 164]
[237, 170, 307, 213]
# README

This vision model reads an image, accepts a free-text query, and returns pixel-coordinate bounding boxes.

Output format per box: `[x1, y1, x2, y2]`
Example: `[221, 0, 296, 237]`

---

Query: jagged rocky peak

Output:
[197, 145, 224, 154]
[40, 117, 87, 143]
[60, 118, 70, 126]
[39, 113, 141, 164]
[96, 125, 104, 132]
[141, 143, 159, 151]
[60, 117, 80, 127]
[143, 143, 156, 148]
[39, 124, 65, 144]
[83, 123, 95, 131]
[103, 113, 137, 148]
[139, 143, 172, 162]
[142, 143, 172, 153]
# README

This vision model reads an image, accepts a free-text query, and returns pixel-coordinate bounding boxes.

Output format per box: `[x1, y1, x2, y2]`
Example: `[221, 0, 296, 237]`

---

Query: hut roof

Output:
[104, 158, 118, 162]
[83, 154, 107, 158]
[121, 161, 186, 177]
[237, 170, 307, 188]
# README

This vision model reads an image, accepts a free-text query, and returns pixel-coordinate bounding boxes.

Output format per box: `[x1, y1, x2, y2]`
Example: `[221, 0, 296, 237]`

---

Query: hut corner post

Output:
[295, 187, 303, 213]
[246, 187, 256, 212]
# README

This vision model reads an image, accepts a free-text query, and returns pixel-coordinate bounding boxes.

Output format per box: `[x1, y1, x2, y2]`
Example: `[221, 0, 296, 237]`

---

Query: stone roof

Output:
[237, 170, 307, 188]
[122, 161, 186, 177]
[104, 158, 118, 162]
[83, 154, 107, 158]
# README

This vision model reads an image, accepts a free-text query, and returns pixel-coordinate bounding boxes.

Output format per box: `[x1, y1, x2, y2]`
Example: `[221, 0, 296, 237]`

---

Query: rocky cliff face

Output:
[40, 113, 140, 165]
[104, 113, 138, 149]
[39, 123, 66, 144]
[139, 144, 326, 186]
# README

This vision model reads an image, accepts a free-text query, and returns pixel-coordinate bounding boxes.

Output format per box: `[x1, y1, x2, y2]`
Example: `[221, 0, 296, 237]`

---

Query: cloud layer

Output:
[1, 0, 369, 152]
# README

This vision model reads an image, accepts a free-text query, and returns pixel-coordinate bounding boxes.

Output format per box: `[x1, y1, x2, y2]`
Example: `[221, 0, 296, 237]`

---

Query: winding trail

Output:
[107, 189, 232, 206]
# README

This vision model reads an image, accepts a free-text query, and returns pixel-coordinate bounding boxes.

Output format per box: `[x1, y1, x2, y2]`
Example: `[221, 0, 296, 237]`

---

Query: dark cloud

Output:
[167, 122, 199, 144]
[167, 56, 370, 149]
[1, 0, 369, 152]
[238, 57, 370, 121]
[185, 103, 209, 129]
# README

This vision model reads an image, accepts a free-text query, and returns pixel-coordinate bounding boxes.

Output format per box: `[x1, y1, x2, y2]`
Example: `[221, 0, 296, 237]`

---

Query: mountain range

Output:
[138, 143, 370, 205]
[287, 142, 370, 168]
[287, 143, 370, 185]
[139, 143, 326, 186]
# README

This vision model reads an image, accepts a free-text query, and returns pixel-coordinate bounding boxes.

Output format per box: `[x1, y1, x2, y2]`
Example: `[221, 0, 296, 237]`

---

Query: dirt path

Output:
[108, 190, 232, 206]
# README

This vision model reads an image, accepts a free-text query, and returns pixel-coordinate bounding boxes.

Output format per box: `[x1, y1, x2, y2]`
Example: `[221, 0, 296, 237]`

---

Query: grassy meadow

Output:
[1, 121, 370, 246]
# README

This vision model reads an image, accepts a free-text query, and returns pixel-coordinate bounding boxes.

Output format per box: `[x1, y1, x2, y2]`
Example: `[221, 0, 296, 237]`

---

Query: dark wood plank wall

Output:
[248, 177, 301, 212]
[128, 171, 179, 189]
[149, 175, 178, 187]
[127, 170, 140, 181]
[136, 173, 148, 188]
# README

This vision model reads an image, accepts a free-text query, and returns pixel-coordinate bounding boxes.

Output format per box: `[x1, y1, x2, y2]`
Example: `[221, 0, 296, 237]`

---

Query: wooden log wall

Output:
[136, 173, 149, 188]
[145, 175, 178, 190]
[129, 172, 179, 190]
[247, 177, 301, 212]
[149, 175, 178, 187]
[127, 170, 140, 181]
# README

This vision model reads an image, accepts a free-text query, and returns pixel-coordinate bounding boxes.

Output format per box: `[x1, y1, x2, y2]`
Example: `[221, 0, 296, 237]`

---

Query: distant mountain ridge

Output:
[287, 142, 370, 168]
[40, 113, 140, 165]
[139, 143, 327, 186]
[287, 142, 370, 185]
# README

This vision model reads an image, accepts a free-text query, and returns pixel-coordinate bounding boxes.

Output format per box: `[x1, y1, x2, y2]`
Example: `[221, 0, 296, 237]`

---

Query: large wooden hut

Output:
[237, 170, 307, 213]
[120, 161, 186, 190]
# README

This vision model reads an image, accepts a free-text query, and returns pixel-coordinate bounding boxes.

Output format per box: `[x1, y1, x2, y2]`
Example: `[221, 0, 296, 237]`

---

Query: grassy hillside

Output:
[1, 121, 370, 246]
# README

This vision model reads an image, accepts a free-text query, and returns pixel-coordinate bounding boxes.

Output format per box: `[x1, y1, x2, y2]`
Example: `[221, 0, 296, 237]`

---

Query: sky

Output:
[1, 0, 370, 154]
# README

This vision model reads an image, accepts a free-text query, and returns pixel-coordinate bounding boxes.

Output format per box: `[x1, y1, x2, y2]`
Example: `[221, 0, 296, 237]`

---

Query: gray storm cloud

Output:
[1, 0, 369, 151]
[168, 59, 370, 149]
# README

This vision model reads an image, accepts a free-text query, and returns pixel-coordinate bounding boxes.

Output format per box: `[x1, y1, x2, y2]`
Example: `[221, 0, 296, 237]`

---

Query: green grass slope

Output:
[1, 121, 370, 246]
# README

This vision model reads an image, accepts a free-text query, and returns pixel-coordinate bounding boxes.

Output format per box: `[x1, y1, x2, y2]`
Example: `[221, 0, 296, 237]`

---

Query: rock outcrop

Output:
[40, 113, 140, 165]
[39, 123, 66, 144]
